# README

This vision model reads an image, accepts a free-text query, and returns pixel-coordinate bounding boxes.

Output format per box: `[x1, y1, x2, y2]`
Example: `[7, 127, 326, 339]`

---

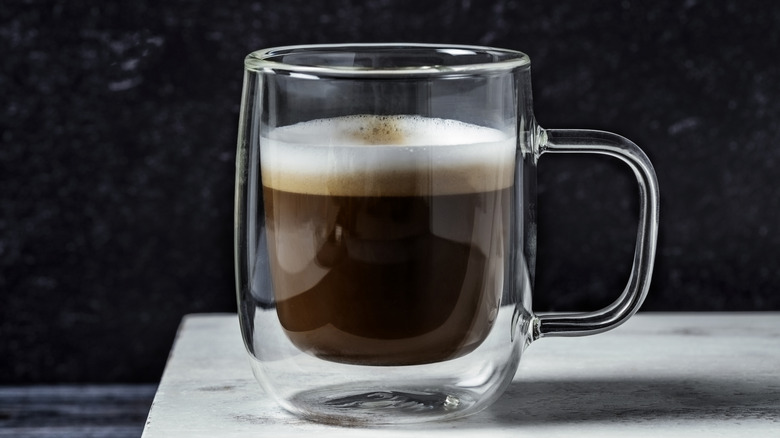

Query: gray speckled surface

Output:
[2, 0, 780, 382]
[142, 313, 780, 436]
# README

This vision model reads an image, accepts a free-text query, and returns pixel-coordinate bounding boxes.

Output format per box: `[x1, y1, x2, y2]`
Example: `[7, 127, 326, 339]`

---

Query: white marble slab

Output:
[142, 313, 780, 437]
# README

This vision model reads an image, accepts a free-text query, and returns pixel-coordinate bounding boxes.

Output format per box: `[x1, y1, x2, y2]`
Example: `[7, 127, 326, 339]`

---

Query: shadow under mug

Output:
[234, 43, 659, 425]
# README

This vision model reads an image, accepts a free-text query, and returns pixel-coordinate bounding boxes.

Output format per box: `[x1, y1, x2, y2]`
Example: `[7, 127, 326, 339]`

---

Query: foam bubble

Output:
[261, 115, 516, 196]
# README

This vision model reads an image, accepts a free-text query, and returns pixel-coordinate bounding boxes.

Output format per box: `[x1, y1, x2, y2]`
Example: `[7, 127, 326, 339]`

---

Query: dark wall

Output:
[2, 0, 778, 383]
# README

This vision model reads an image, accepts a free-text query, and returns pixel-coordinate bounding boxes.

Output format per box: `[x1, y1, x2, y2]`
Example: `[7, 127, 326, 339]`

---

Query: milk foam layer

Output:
[260, 115, 516, 196]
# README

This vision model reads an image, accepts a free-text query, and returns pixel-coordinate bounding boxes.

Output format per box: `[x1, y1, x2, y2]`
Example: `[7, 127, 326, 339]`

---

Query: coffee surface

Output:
[260, 115, 515, 196]
[261, 115, 516, 365]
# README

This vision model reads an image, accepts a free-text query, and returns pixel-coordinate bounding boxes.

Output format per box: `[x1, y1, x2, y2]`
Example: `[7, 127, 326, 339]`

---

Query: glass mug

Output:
[234, 43, 659, 424]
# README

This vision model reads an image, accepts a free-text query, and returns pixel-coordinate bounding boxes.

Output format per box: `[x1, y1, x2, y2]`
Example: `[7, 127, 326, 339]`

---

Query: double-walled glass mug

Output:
[234, 43, 659, 425]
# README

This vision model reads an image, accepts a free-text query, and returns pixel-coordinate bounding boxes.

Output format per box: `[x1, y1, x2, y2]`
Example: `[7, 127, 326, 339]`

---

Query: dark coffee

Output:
[261, 115, 515, 365]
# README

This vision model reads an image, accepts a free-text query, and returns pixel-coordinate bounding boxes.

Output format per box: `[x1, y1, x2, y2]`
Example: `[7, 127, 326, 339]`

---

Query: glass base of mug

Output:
[283, 381, 486, 425]
[245, 306, 530, 425]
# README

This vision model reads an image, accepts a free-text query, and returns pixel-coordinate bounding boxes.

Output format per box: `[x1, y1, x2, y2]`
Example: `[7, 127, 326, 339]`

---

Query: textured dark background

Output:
[2, 0, 779, 383]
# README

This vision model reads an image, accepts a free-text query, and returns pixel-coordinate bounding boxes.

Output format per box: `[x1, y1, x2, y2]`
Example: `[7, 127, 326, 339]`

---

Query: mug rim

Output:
[245, 43, 530, 77]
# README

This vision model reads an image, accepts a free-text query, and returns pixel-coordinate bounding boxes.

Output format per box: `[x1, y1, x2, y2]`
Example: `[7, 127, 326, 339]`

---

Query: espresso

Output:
[261, 115, 515, 365]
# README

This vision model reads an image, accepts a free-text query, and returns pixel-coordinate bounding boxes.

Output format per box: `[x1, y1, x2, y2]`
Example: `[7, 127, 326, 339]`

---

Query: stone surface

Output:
[142, 313, 780, 437]
[2, 0, 780, 383]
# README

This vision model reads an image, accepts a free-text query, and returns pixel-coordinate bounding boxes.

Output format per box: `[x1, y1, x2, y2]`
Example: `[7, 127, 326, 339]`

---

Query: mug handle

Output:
[532, 128, 660, 339]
